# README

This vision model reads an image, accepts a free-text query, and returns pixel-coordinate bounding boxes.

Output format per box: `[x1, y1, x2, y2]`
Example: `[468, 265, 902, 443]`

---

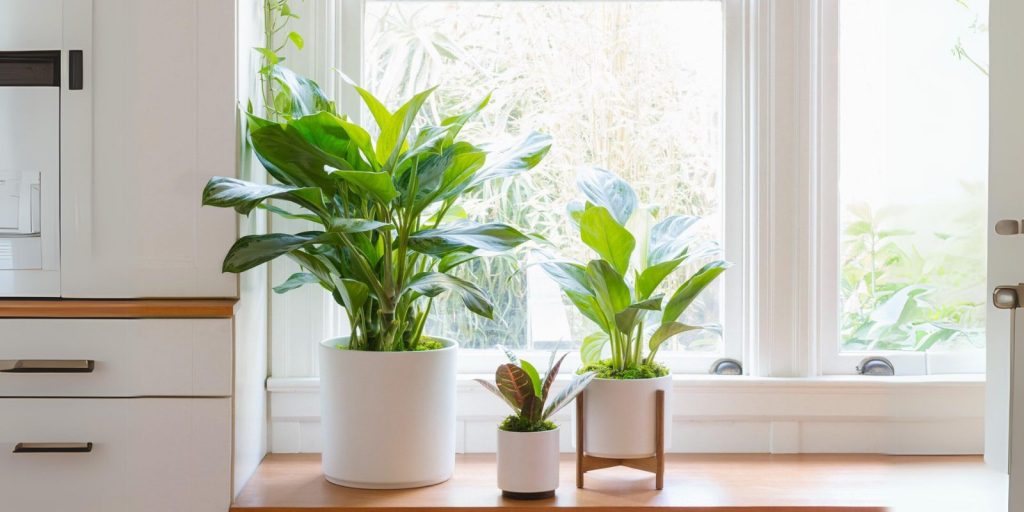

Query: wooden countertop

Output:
[231, 453, 1007, 511]
[0, 299, 237, 318]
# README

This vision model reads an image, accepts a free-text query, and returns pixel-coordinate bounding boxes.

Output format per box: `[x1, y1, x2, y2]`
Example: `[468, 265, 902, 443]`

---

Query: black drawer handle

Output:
[69, 49, 83, 90]
[14, 442, 93, 453]
[0, 359, 95, 373]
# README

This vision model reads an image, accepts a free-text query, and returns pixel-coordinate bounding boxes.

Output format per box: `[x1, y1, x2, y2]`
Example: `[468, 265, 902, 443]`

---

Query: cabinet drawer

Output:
[0, 398, 231, 512]
[0, 319, 231, 397]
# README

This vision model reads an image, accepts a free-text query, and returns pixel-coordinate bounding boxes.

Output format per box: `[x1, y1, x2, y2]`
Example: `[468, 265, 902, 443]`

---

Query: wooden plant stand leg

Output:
[575, 389, 665, 490]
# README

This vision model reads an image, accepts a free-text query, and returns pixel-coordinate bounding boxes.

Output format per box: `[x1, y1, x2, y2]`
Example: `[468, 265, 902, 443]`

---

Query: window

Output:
[819, 0, 988, 374]
[352, 0, 746, 372]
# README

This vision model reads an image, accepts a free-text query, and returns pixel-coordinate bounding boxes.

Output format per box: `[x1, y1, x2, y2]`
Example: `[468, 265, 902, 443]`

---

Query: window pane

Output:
[838, 0, 988, 352]
[365, 1, 725, 351]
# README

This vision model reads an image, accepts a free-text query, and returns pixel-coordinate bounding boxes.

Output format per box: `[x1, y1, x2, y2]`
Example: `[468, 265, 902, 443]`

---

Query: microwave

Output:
[0, 0, 81, 297]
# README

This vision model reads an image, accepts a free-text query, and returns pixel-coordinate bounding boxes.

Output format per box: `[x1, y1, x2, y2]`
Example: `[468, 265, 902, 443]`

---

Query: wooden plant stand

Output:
[575, 389, 666, 490]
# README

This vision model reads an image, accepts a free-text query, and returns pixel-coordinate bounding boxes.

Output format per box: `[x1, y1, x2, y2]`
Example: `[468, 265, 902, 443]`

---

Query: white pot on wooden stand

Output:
[577, 375, 672, 458]
[319, 336, 457, 489]
[497, 427, 560, 499]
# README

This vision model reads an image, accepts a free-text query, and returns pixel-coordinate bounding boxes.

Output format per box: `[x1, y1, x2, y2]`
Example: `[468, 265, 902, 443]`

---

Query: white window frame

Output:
[814, 0, 986, 376]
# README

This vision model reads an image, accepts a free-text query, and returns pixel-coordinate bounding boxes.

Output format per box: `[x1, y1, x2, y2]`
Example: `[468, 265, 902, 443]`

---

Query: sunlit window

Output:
[838, 0, 988, 352]
[365, 1, 727, 352]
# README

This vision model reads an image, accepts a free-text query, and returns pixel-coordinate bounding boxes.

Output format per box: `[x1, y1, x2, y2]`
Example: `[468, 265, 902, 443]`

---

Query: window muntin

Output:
[836, 0, 988, 355]
[363, 1, 730, 355]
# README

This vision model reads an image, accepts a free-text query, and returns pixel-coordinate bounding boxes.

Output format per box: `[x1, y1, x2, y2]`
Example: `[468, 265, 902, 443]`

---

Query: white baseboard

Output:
[268, 374, 985, 455]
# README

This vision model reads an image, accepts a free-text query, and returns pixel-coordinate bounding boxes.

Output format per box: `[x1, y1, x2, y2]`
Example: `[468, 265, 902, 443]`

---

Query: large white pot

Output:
[497, 427, 560, 499]
[319, 336, 457, 489]
[577, 375, 672, 459]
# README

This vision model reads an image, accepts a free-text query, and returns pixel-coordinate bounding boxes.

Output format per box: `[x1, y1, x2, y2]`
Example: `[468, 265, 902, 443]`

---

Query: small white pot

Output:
[497, 427, 560, 499]
[577, 375, 672, 458]
[319, 336, 457, 489]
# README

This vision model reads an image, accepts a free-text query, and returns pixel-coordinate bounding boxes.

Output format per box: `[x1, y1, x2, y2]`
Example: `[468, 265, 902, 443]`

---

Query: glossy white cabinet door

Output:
[0, 398, 231, 512]
[60, 0, 237, 298]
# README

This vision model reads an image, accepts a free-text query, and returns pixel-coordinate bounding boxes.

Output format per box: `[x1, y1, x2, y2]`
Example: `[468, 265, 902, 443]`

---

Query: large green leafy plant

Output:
[204, 68, 551, 351]
[475, 348, 596, 432]
[541, 168, 730, 377]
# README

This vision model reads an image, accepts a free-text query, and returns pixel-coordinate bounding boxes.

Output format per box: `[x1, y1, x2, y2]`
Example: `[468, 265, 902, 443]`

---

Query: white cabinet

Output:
[59, 0, 237, 298]
[0, 318, 232, 397]
[0, 398, 231, 512]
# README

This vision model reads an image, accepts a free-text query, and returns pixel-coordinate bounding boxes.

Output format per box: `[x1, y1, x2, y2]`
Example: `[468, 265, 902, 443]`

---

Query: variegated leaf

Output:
[543, 371, 597, 420]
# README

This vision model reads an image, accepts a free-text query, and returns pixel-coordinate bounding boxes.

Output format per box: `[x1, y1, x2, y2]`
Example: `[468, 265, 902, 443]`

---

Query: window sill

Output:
[231, 453, 1004, 511]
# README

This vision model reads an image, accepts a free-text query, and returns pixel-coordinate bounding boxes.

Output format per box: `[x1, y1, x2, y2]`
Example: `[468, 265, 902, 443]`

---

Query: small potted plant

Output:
[476, 348, 595, 499]
[541, 167, 729, 460]
[202, 66, 551, 489]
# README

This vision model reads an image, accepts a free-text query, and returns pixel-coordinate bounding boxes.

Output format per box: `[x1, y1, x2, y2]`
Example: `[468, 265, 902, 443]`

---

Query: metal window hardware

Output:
[13, 442, 92, 454]
[856, 356, 895, 376]
[995, 219, 1022, 236]
[709, 358, 743, 375]
[994, 284, 1024, 310]
[0, 359, 95, 373]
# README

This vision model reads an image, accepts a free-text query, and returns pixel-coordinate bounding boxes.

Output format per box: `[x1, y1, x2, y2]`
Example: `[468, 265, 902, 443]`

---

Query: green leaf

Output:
[202, 176, 327, 219]
[438, 252, 479, 273]
[409, 222, 529, 255]
[376, 86, 436, 169]
[614, 295, 664, 334]
[267, 65, 334, 117]
[580, 331, 609, 364]
[467, 131, 552, 189]
[250, 123, 340, 191]
[289, 112, 353, 162]
[585, 260, 631, 322]
[648, 322, 703, 353]
[287, 31, 304, 50]
[273, 272, 320, 294]
[580, 205, 635, 275]
[647, 215, 700, 266]
[662, 260, 731, 324]
[330, 218, 392, 233]
[567, 290, 610, 332]
[576, 167, 638, 225]
[637, 257, 685, 300]
[543, 371, 596, 420]
[253, 47, 279, 65]
[538, 260, 592, 296]
[330, 169, 399, 203]
[352, 85, 393, 133]
[332, 277, 369, 312]
[222, 232, 325, 273]
[405, 272, 494, 318]
[441, 93, 491, 142]
[497, 344, 520, 365]
[258, 203, 321, 224]
[519, 359, 543, 398]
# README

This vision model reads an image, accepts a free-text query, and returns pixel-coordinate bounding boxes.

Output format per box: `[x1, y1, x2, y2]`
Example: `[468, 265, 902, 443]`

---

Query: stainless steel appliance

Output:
[0, 1, 74, 297]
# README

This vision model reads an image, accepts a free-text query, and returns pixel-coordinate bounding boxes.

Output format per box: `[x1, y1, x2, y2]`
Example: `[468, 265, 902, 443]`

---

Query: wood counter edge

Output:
[0, 298, 238, 318]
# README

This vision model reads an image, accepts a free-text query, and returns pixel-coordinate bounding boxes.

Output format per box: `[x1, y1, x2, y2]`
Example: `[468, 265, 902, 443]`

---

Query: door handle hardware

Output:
[994, 285, 1024, 310]
[0, 359, 95, 373]
[13, 442, 92, 453]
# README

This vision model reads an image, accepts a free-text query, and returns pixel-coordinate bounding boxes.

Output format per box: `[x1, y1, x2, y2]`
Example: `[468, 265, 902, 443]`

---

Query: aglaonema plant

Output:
[541, 167, 731, 377]
[476, 347, 596, 432]
[203, 66, 552, 351]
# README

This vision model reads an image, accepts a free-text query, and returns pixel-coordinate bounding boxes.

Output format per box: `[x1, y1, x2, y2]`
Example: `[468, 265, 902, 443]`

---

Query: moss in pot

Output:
[540, 167, 730, 459]
[201, 65, 552, 488]
[476, 347, 595, 499]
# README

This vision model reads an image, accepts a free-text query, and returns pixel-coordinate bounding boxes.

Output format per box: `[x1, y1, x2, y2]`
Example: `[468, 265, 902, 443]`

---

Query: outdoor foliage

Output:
[365, 2, 725, 351]
[541, 168, 730, 374]
[204, 69, 551, 351]
[475, 347, 596, 432]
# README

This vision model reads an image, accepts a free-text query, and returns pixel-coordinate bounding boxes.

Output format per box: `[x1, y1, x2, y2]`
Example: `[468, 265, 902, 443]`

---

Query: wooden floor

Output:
[231, 454, 1007, 512]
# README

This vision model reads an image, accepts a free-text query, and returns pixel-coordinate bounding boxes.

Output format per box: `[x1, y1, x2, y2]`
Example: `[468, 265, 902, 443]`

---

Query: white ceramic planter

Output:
[497, 427, 560, 499]
[319, 336, 457, 489]
[577, 375, 672, 458]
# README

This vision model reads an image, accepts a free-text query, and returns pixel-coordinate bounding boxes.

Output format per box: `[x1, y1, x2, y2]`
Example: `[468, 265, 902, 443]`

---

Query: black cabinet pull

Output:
[0, 359, 95, 373]
[14, 442, 93, 453]
[69, 49, 83, 90]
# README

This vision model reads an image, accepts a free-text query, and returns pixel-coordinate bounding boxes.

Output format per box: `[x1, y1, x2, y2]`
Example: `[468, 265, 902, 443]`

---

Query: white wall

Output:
[986, 0, 1024, 475]
[232, 0, 270, 498]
